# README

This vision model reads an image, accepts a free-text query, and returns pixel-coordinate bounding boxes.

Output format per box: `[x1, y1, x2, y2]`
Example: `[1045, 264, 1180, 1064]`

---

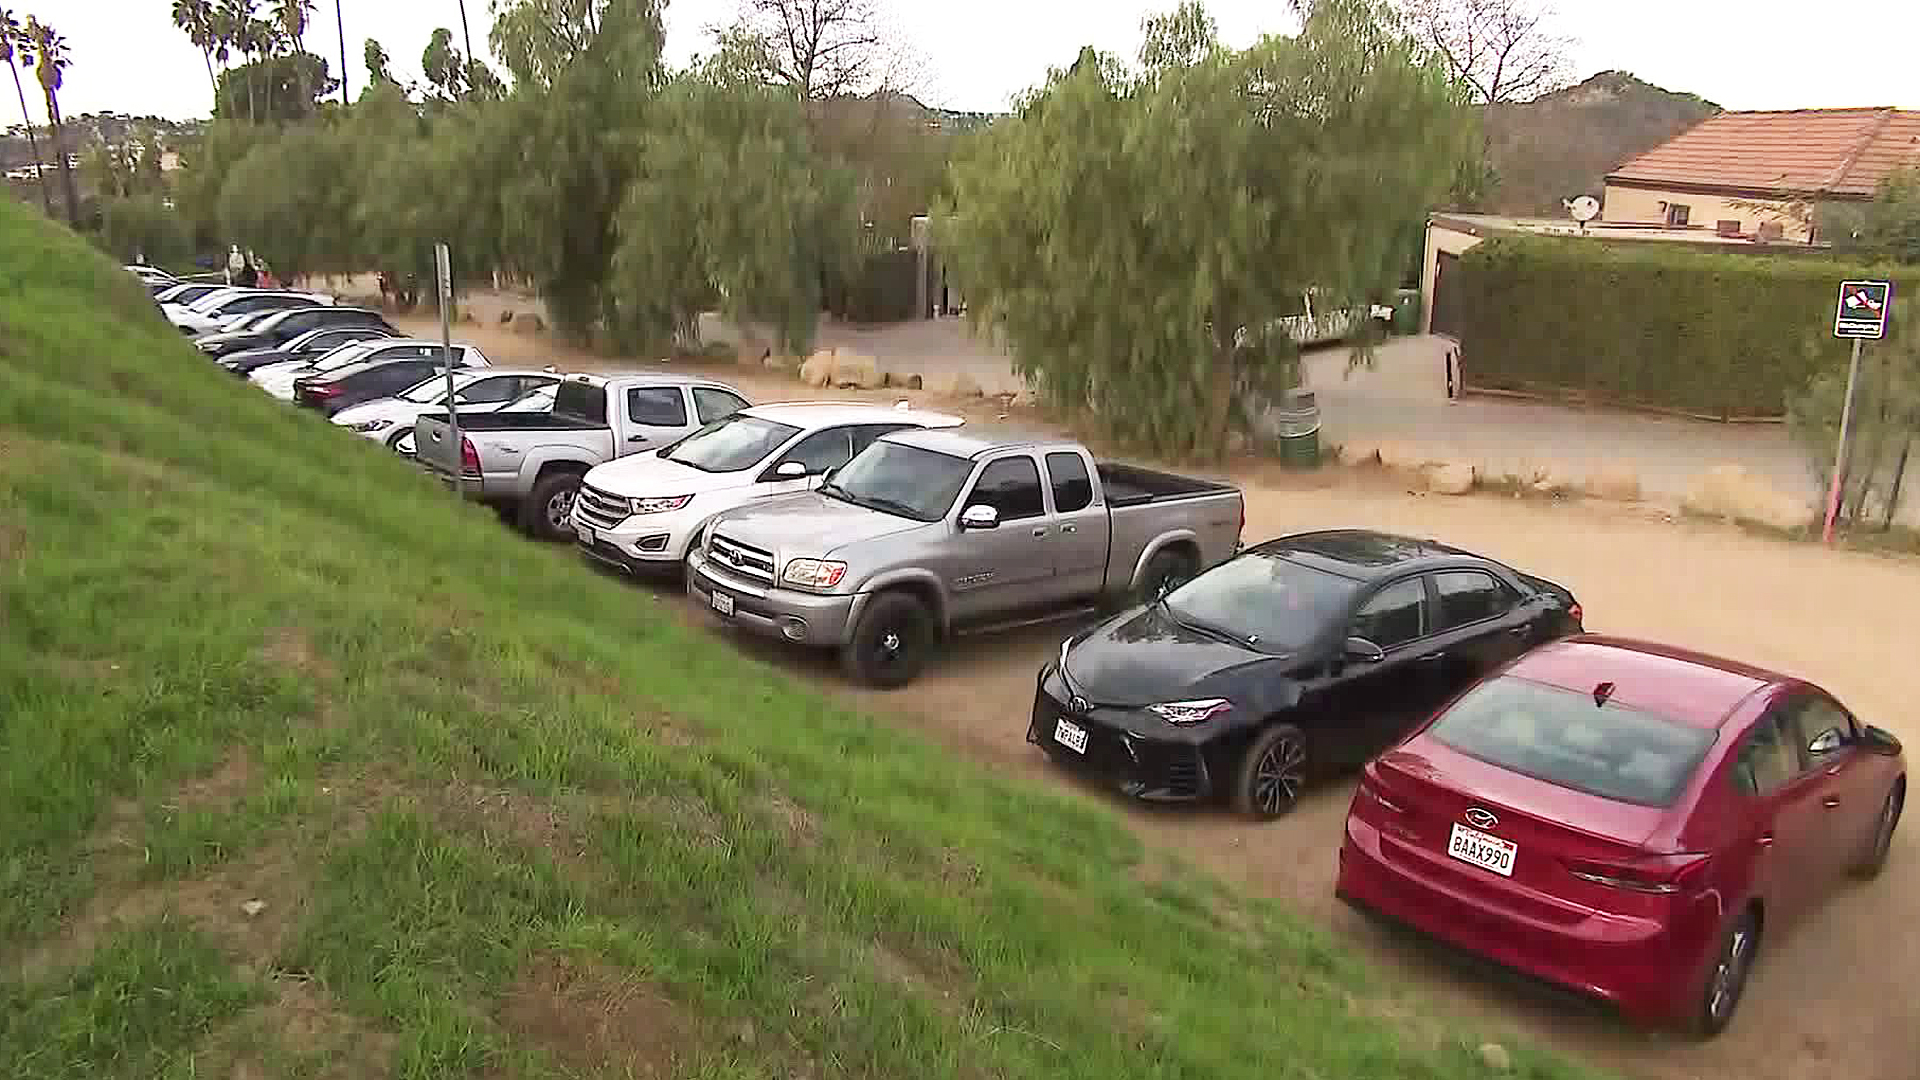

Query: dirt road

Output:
[683, 471, 1919, 1080]
[411, 311, 1919, 1078]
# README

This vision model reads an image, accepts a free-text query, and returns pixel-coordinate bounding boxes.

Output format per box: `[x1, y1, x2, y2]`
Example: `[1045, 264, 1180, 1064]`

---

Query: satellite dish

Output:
[1565, 195, 1601, 224]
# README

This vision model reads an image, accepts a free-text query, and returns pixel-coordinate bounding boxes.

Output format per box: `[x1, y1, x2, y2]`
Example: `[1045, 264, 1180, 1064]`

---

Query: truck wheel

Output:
[840, 592, 934, 689]
[1231, 724, 1309, 819]
[1137, 548, 1198, 605]
[521, 472, 582, 542]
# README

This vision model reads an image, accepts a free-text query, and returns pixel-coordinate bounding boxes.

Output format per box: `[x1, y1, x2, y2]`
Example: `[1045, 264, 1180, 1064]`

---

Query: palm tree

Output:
[19, 16, 76, 226]
[171, 0, 220, 103]
[215, 0, 260, 121]
[455, 0, 474, 76]
[332, 0, 346, 104]
[270, 0, 312, 108]
[0, 7, 51, 215]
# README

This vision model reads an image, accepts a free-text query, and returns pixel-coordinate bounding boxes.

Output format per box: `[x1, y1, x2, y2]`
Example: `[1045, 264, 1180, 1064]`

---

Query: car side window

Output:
[1432, 571, 1516, 631]
[780, 427, 855, 474]
[1045, 452, 1094, 513]
[378, 363, 430, 391]
[851, 424, 914, 456]
[1351, 578, 1426, 650]
[627, 386, 689, 427]
[1786, 693, 1854, 764]
[967, 457, 1046, 521]
[693, 387, 749, 424]
[1731, 709, 1800, 795]
[455, 377, 519, 404]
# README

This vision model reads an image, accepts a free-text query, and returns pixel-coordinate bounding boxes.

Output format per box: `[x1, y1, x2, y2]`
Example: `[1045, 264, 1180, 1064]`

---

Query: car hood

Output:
[585, 452, 760, 498]
[706, 492, 927, 558]
[1062, 602, 1305, 707]
[330, 397, 418, 426]
[223, 348, 295, 370]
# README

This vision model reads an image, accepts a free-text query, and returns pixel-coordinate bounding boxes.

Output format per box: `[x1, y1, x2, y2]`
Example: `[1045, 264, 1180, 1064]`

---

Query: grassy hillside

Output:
[0, 199, 1603, 1079]
[1483, 71, 1720, 218]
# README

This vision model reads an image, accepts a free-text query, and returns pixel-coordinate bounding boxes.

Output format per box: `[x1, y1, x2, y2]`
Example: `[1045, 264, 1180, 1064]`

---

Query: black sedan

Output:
[293, 351, 489, 416]
[1028, 530, 1582, 818]
[195, 305, 393, 359]
[220, 326, 395, 376]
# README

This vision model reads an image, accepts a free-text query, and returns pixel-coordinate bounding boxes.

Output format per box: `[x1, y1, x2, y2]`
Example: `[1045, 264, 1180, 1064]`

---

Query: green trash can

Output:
[1390, 289, 1421, 336]
[1274, 390, 1320, 467]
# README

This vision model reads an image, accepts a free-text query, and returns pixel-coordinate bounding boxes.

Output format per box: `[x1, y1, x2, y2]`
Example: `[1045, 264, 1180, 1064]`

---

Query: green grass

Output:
[0, 199, 1611, 1079]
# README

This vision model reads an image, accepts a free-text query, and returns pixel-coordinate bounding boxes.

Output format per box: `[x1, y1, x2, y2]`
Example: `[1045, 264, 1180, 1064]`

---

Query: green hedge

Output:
[1456, 235, 1920, 418]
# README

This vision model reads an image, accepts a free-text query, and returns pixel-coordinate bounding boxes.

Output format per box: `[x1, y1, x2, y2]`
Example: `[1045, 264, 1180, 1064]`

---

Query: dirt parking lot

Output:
[671, 471, 1919, 1080]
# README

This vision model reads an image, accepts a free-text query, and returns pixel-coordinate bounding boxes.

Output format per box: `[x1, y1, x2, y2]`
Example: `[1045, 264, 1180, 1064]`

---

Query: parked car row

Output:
[178, 266, 1899, 1041]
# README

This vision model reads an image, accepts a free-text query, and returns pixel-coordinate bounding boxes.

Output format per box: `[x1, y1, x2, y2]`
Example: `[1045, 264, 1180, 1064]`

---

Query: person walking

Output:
[225, 244, 244, 286]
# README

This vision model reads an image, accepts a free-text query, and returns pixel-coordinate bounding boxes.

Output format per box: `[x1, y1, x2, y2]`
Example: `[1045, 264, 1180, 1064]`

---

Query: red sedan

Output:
[1336, 635, 1906, 1034]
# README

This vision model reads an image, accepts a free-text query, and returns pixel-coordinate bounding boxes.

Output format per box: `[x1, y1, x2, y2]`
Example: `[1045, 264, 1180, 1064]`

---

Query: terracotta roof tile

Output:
[1606, 108, 1920, 198]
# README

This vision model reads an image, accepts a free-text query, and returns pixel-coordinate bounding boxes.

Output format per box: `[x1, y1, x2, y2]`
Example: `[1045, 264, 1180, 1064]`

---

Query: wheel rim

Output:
[1251, 735, 1307, 815]
[871, 622, 917, 674]
[547, 488, 575, 529]
[393, 431, 415, 456]
[1707, 924, 1753, 1022]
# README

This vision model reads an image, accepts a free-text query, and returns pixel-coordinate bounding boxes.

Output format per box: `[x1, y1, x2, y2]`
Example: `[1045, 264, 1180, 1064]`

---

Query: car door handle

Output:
[1032, 526, 1049, 538]
[1756, 833, 1774, 848]
[1506, 625, 1531, 637]
[1415, 652, 1445, 663]
[627, 435, 648, 444]
[1822, 796, 1841, 809]
[1062, 524, 1077, 534]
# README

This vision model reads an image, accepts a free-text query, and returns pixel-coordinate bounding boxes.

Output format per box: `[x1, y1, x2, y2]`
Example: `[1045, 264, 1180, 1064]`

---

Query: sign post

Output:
[436, 243, 461, 500]
[1823, 280, 1893, 543]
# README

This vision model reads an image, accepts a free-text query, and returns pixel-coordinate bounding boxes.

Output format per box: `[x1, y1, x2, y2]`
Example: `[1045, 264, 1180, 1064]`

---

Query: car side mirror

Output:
[1863, 725, 1904, 757]
[1344, 636, 1386, 663]
[775, 461, 807, 479]
[960, 505, 1000, 530]
[1807, 728, 1845, 756]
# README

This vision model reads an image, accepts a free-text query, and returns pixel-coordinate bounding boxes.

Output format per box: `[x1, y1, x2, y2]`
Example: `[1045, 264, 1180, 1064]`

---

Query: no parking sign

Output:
[1834, 280, 1892, 340]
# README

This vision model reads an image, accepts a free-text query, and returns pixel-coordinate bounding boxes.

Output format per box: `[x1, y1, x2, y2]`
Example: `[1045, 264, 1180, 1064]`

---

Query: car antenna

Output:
[1592, 681, 1616, 707]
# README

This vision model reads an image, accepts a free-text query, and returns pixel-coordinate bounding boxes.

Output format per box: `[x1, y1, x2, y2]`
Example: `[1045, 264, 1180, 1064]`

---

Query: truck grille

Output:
[706, 533, 776, 585]
[574, 483, 631, 530]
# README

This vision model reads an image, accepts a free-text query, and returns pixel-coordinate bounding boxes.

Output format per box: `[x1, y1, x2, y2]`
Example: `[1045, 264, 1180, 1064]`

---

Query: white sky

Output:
[13, 0, 1919, 124]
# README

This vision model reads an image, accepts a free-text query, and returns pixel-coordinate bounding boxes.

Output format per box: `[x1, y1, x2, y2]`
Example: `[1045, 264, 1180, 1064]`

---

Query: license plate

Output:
[575, 524, 595, 546]
[1053, 718, 1089, 755]
[710, 591, 735, 617]
[1447, 822, 1517, 877]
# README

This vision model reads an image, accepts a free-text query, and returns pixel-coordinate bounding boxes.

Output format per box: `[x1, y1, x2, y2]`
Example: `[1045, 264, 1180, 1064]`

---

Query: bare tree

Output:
[1399, 0, 1573, 104]
[725, 0, 888, 100]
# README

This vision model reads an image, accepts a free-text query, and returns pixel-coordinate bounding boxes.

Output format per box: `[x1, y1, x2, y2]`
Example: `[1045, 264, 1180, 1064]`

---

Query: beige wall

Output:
[1420, 222, 1486, 335]
[1601, 185, 1810, 241]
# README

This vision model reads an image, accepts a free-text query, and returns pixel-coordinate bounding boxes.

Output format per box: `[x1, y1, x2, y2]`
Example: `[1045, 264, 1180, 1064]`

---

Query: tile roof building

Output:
[1602, 107, 1920, 242]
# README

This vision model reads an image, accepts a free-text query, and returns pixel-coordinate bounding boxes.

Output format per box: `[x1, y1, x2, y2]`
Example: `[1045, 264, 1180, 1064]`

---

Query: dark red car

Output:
[1336, 635, 1905, 1034]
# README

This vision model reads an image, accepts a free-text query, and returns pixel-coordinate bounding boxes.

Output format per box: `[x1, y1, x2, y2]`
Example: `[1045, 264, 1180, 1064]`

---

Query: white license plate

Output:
[710, 590, 735, 617]
[574, 524, 595, 546]
[1447, 822, 1517, 877]
[1053, 717, 1089, 755]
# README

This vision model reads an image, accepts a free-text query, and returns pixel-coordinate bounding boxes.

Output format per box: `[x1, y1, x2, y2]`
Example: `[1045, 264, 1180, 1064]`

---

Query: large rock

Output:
[830, 352, 881, 389]
[1426, 462, 1477, 495]
[1683, 465, 1815, 534]
[1584, 464, 1642, 502]
[510, 311, 545, 336]
[798, 349, 837, 388]
[1376, 441, 1435, 471]
[1336, 440, 1380, 467]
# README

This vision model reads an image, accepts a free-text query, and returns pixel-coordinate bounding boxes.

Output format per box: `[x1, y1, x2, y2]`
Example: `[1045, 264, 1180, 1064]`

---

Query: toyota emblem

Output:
[1068, 695, 1089, 715]
[1463, 807, 1498, 830]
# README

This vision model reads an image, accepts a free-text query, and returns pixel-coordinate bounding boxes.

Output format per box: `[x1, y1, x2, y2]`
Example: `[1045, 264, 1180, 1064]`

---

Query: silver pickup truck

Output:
[686, 427, 1244, 687]
[416, 372, 749, 539]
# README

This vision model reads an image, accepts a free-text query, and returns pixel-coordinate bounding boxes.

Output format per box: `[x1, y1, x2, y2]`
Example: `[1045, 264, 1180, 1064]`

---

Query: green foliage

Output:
[212, 51, 337, 122]
[170, 118, 274, 251]
[1788, 310, 1920, 529]
[1852, 169, 1920, 266]
[944, 0, 1473, 458]
[99, 195, 192, 267]
[216, 119, 356, 278]
[1456, 234, 1920, 417]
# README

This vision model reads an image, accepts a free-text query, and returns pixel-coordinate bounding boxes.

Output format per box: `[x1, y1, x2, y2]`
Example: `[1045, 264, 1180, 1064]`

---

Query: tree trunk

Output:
[201, 48, 218, 100]
[9, 66, 52, 217]
[1203, 325, 1237, 461]
[44, 95, 78, 227]
[1884, 435, 1912, 532]
[335, 0, 348, 105]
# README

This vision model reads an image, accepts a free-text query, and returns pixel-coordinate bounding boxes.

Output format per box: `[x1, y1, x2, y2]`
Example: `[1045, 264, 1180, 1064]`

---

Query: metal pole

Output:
[1821, 337, 1865, 543]
[436, 243, 461, 500]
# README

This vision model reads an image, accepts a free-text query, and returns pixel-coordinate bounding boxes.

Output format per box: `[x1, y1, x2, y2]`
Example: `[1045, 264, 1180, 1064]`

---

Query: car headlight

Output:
[346, 419, 392, 433]
[630, 494, 693, 515]
[1144, 699, 1233, 724]
[782, 558, 847, 589]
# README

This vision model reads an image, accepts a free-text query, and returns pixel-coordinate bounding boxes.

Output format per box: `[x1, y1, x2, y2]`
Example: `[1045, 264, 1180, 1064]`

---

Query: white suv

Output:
[571, 401, 964, 575]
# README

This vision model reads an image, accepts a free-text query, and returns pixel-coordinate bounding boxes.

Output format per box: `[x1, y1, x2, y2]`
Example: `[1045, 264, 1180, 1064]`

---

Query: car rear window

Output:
[1426, 676, 1717, 808]
[554, 380, 606, 426]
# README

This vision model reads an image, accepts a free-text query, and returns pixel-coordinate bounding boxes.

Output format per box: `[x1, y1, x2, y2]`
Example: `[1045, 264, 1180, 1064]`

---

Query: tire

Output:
[520, 471, 583, 542]
[1137, 547, 1199, 605]
[1694, 907, 1759, 1037]
[839, 592, 935, 689]
[1231, 723, 1309, 819]
[1854, 778, 1905, 879]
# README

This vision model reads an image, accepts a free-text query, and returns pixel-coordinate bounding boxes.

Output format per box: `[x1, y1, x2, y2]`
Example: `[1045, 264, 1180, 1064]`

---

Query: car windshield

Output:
[1160, 551, 1360, 652]
[820, 441, 972, 522]
[1426, 676, 1719, 808]
[399, 372, 469, 404]
[664, 416, 803, 473]
[308, 343, 374, 372]
[162, 283, 218, 304]
[500, 385, 556, 413]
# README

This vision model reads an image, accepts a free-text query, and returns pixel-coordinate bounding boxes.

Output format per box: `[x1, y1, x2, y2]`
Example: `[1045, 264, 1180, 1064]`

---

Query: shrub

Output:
[1456, 235, 1920, 418]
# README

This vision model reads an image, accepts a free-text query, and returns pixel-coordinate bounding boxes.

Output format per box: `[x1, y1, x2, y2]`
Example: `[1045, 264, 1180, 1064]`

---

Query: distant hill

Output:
[1481, 71, 1720, 217]
[2, 114, 202, 170]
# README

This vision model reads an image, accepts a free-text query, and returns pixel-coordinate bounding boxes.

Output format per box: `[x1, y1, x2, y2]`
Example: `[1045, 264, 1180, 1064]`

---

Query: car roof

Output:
[877, 425, 1073, 459]
[738, 400, 965, 427]
[1256, 529, 1497, 582]
[558, 371, 737, 389]
[1502, 635, 1786, 729]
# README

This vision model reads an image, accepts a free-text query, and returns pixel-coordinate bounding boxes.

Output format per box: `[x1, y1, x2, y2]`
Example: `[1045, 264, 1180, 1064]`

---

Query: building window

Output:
[1665, 203, 1692, 227]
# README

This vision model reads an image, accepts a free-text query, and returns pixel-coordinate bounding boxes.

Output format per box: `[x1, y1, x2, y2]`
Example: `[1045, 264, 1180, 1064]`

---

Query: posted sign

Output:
[1834, 280, 1892, 340]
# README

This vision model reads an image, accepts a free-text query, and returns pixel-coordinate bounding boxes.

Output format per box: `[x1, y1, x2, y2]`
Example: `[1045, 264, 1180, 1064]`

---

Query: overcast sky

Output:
[13, 0, 1919, 124]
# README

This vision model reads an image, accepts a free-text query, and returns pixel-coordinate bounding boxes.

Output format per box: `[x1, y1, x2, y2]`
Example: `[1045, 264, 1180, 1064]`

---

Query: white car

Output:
[169, 288, 333, 335]
[251, 339, 490, 402]
[331, 368, 564, 452]
[571, 401, 965, 574]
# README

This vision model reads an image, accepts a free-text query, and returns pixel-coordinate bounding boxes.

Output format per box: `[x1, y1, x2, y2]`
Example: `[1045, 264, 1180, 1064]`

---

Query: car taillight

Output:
[1564, 852, 1711, 895]
[1354, 766, 1406, 814]
[1568, 601, 1584, 625]
[460, 437, 480, 474]
[309, 383, 341, 397]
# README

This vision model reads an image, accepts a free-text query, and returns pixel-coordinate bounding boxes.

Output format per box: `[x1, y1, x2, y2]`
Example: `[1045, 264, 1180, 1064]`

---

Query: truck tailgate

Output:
[414, 414, 464, 478]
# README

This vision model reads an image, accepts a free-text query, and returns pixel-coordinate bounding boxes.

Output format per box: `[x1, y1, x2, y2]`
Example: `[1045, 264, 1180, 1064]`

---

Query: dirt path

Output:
[667, 471, 1919, 1080]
